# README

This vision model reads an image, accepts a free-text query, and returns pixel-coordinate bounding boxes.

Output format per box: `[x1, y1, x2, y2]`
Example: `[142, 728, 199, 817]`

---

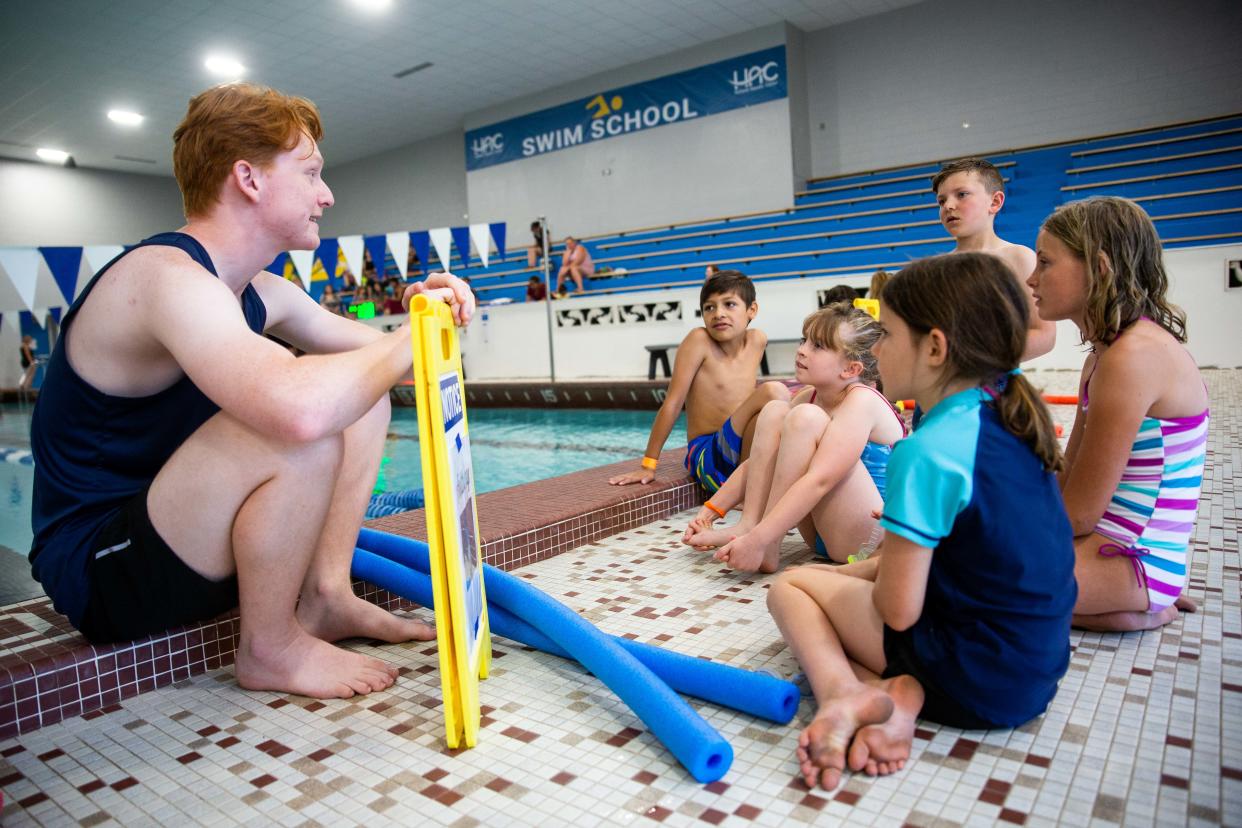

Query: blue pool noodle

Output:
[354, 528, 797, 724]
[352, 531, 734, 782]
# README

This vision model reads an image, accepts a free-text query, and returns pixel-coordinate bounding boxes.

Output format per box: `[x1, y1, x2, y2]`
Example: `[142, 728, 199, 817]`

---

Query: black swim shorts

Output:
[881, 625, 997, 731]
[77, 487, 238, 643]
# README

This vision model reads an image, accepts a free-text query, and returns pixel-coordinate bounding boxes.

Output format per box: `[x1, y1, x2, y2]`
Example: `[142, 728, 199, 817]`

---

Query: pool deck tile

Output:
[0, 368, 1238, 827]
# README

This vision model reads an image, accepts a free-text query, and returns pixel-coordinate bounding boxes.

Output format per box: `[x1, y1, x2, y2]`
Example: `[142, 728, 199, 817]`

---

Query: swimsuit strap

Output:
[845, 383, 908, 441]
[1099, 541, 1149, 589]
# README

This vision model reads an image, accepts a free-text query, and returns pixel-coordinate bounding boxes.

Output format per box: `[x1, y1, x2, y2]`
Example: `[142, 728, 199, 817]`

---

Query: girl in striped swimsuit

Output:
[1029, 196, 1208, 632]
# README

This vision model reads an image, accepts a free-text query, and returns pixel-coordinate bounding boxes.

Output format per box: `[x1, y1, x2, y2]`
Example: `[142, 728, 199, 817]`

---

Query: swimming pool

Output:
[0, 404, 686, 556]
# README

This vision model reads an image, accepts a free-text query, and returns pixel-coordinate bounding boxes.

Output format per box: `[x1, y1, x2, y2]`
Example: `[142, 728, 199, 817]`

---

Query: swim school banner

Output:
[464, 45, 787, 171]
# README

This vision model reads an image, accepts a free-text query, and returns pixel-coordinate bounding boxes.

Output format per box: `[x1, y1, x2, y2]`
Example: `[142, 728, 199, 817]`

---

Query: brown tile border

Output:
[0, 449, 699, 740]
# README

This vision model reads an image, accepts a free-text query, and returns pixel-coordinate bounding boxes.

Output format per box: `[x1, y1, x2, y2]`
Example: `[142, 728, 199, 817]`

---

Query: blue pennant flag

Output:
[363, 234, 388, 281]
[315, 238, 340, 286]
[38, 247, 83, 305]
[449, 226, 472, 268]
[489, 223, 507, 260]
[410, 231, 431, 276]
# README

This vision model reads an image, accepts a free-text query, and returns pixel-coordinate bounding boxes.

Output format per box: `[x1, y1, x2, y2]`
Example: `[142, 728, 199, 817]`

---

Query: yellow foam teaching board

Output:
[853, 297, 880, 320]
[409, 294, 491, 748]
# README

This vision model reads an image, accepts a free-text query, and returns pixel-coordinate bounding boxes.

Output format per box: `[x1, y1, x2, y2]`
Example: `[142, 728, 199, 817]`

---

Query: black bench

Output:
[644, 339, 799, 380]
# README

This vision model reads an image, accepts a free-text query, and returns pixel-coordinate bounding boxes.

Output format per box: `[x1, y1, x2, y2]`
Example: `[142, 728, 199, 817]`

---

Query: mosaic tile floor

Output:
[0, 369, 1239, 827]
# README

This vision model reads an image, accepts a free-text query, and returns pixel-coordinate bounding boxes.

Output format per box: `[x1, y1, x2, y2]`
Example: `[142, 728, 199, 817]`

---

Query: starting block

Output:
[408, 294, 491, 748]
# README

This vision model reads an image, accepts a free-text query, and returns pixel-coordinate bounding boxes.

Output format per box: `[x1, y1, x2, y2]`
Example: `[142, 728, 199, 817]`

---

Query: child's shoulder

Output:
[990, 240, 1036, 276]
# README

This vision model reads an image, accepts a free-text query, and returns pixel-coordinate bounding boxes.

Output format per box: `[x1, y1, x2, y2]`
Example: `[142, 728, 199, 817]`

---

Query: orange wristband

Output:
[704, 500, 726, 519]
[641, 456, 658, 470]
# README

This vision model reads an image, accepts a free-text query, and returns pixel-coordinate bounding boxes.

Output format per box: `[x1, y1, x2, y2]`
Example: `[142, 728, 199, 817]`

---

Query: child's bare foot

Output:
[796, 686, 894, 790]
[236, 628, 398, 699]
[848, 674, 923, 777]
[1175, 594, 1197, 613]
[1072, 602, 1179, 632]
[298, 586, 436, 644]
[686, 524, 747, 550]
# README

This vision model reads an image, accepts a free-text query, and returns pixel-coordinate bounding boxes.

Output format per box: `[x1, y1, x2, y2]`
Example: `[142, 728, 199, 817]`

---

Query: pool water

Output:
[0, 404, 686, 555]
[380, 407, 686, 495]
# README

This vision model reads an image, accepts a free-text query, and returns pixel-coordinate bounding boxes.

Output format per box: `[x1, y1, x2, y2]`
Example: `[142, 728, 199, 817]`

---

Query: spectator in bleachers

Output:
[556, 236, 594, 294]
[527, 220, 549, 269]
[382, 283, 405, 316]
[18, 335, 38, 396]
[526, 275, 547, 302]
[705, 264, 719, 279]
[318, 283, 342, 315]
[932, 158, 1055, 360]
[869, 269, 891, 300]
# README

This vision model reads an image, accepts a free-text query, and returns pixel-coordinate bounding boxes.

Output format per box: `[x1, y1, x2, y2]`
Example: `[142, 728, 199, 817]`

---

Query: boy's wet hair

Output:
[802, 303, 882, 384]
[884, 253, 1062, 473]
[700, 269, 756, 308]
[931, 158, 1004, 195]
[1041, 196, 1186, 346]
[819, 284, 861, 307]
[174, 83, 323, 219]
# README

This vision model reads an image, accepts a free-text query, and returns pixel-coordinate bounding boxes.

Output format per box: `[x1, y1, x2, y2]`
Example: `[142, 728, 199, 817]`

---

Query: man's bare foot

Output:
[1072, 602, 1179, 632]
[848, 674, 923, 777]
[1175, 594, 1197, 613]
[298, 586, 436, 644]
[796, 687, 894, 790]
[236, 629, 398, 699]
[686, 524, 748, 550]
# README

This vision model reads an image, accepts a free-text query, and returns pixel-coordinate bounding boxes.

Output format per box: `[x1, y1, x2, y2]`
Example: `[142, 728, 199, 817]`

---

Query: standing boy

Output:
[609, 270, 788, 492]
[932, 158, 1056, 360]
[29, 83, 474, 701]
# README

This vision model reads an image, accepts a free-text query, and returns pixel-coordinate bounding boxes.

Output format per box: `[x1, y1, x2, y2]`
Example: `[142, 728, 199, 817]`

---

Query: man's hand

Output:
[403, 271, 475, 326]
[609, 468, 655, 486]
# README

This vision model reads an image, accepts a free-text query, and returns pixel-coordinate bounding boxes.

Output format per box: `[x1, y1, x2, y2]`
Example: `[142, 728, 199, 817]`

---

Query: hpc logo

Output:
[728, 61, 780, 94]
[471, 133, 504, 159]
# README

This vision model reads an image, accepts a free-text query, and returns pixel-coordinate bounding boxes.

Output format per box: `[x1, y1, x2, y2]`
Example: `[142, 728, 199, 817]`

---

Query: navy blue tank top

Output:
[29, 232, 267, 625]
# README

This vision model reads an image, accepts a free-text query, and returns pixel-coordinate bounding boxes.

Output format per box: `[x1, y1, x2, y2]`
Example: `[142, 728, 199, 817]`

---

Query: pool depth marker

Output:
[409, 294, 491, 748]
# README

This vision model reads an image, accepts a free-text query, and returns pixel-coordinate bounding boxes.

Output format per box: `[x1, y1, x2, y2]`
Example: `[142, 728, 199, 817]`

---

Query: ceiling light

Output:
[107, 109, 145, 126]
[36, 148, 71, 164]
[961, 122, 971, 129]
[205, 55, 246, 77]
[352, 0, 392, 11]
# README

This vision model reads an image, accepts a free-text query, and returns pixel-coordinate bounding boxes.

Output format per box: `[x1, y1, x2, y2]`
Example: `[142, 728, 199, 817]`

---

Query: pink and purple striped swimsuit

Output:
[1083, 374, 1208, 612]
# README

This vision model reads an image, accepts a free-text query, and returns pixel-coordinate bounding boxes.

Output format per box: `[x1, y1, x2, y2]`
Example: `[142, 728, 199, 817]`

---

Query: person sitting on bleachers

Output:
[527, 220, 549, 269]
[526, 275, 547, 302]
[556, 236, 594, 294]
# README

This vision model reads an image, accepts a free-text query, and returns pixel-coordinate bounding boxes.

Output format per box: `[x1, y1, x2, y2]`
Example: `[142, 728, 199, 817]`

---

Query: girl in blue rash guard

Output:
[766, 253, 1075, 792]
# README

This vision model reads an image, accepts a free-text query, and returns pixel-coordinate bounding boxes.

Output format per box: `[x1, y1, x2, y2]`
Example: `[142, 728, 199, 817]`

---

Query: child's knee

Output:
[759, 398, 791, 423]
[784, 403, 829, 432]
[758, 381, 790, 402]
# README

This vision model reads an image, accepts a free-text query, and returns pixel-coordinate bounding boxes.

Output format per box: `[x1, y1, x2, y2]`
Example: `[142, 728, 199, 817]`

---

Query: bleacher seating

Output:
[452, 113, 1242, 304]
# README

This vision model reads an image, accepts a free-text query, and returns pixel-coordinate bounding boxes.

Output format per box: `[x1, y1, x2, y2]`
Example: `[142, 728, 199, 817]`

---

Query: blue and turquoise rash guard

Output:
[879, 387, 1076, 727]
[29, 232, 267, 626]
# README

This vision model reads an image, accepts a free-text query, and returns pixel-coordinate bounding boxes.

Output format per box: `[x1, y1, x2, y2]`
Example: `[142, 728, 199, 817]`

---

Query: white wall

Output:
[805, 0, 1242, 178]
[0, 158, 183, 246]
[464, 26, 796, 242]
[446, 244, 1242, 380]
[317, 130, 470, 238]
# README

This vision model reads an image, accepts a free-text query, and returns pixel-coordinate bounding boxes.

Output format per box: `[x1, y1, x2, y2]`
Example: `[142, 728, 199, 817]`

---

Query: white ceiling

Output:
[0, 0, 922, 176]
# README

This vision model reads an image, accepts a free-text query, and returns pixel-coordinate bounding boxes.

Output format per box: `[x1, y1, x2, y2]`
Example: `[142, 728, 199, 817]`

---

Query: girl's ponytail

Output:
[986, 369, 1063, 474]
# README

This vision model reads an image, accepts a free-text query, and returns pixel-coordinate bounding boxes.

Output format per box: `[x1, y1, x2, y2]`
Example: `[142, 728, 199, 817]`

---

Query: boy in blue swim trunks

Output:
[610, 270, 789, 491]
